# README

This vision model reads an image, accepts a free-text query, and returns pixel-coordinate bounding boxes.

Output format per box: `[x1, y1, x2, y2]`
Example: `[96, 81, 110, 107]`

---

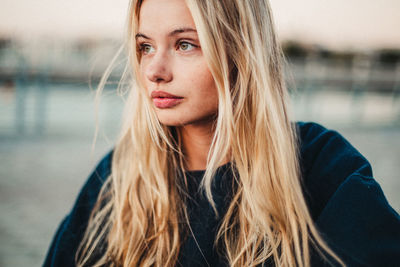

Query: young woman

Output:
[43, 0, 400, 266]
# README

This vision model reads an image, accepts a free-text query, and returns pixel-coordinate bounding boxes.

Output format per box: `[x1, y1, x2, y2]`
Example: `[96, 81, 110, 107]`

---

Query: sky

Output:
[1, 0, 399, 50]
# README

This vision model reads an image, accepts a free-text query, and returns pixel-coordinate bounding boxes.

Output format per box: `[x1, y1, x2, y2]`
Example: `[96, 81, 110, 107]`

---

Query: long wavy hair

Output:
[77, 0, 343, 266]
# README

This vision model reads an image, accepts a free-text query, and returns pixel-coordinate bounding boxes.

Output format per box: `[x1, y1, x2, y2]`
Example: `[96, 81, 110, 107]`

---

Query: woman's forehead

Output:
[138, 0, 196, 34]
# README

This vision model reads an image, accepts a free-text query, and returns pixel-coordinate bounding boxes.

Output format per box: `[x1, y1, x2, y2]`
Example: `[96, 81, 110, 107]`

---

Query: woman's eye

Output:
[139, 44, 155, 55]
[178, 42, 195, 52]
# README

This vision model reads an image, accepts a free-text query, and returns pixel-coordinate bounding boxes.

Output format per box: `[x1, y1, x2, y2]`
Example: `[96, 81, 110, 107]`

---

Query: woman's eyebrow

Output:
[135, 33, 151, 40]
[168, 27, 197, 37]
[135, 27, 197, 40]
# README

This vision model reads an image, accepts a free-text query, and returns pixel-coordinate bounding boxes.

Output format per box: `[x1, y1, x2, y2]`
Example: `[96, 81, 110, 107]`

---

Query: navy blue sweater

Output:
[43, 122, 400, 266]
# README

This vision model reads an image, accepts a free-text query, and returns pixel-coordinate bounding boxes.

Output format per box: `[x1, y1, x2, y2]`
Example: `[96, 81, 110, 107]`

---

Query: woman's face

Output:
[137, 0, 218, 127]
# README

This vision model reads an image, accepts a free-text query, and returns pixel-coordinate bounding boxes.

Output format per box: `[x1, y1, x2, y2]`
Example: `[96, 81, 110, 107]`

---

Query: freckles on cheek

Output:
[139, 64, 146, 79]
[194, 68, 217, 94]
[139, 65, 148, 90]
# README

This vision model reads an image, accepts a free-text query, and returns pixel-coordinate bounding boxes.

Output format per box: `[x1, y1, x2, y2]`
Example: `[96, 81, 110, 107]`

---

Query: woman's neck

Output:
[178, 123, 219, 171]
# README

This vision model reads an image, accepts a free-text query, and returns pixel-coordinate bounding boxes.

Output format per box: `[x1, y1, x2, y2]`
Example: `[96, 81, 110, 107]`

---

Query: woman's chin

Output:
[156, 113, 187, 127]
[156, 114, 218, 128]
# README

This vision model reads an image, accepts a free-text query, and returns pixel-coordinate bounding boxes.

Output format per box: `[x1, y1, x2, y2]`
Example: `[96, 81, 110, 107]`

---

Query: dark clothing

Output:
[43, 122, 400, 267]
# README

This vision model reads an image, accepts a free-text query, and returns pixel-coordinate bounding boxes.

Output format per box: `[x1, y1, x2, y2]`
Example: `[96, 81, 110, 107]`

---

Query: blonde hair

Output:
[77, 0, 343, 266]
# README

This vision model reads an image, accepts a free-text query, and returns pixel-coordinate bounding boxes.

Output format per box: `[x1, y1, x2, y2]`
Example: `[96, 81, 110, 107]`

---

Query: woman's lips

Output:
[151, 90, 183, 109]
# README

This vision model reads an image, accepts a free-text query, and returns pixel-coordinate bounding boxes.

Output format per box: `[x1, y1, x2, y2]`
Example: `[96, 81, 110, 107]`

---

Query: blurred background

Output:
[1, 0, 399, 266]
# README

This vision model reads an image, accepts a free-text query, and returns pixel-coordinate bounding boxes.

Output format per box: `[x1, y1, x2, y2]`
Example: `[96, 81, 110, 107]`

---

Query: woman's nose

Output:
[145, 52, 173, 83]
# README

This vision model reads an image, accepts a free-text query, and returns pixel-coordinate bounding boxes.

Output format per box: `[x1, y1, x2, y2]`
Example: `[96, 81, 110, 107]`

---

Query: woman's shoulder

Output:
[296, 122, 400, 266]
[76, 149, 114, 206]
[295, 121, 373, 218]
[296, 121, 372, 180]
[43, 150, 113, 267]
